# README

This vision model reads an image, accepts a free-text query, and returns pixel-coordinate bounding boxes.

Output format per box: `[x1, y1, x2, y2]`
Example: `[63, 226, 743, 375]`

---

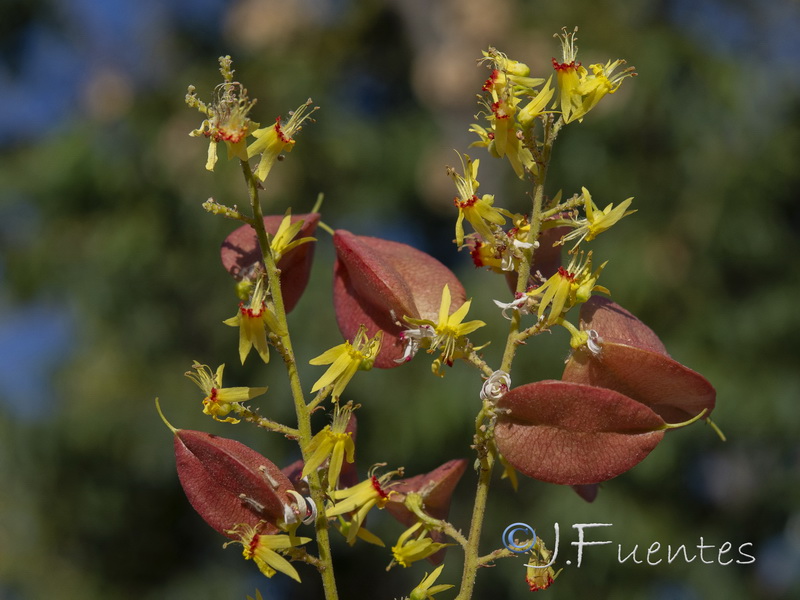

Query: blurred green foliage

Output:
[1, 0, 799, 599]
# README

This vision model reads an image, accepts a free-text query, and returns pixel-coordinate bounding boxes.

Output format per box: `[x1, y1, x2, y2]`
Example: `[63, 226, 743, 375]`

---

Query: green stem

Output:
[455, 449, 494, 600]
[499, 116, 555, 374]
[405, 496, 468, 548]
[236, 407, 299, 437]
[462, 350, 496, 378]
[477, 547, 515, 566]
[458, 115, 560, 599]
[240, 160, 339, 600]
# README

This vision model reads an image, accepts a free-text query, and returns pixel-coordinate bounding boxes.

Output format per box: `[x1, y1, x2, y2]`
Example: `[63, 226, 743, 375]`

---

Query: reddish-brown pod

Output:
[562, 297, 716, 423]
[495, 380, 666, 485]
[174, 429, 294, 537]
[332, 230, 466, 367]
[386, 459, 468, 564]
[221, 213, 320, 313]
[575, 296, 667, 353]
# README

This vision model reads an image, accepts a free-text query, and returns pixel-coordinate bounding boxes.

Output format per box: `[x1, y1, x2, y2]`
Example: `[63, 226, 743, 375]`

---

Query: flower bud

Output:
[173, 428, 295, 537]
[562, 297, 716, 423]
[332, 230, 467, 368]
[221, 213, 319, 313]
[495, 380, 665, 485]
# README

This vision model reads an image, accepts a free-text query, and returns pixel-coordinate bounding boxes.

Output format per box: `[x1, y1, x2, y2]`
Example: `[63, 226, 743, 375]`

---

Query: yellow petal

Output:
[309, 344, 346, 366]
[438, 285, 452, 325]
[254, 549, 301, 582]
[311, 352, 351, 393]
[448, 298, 472, 326]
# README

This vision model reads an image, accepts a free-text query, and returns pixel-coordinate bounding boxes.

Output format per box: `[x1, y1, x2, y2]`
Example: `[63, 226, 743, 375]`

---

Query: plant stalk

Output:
[240, 160, 339, 600]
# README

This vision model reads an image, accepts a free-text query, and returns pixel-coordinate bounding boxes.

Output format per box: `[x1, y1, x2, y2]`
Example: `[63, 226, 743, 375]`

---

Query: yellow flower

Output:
[448, 154, 509, 246]
[403, 284, 486, 374]
[551, 28, 583, 124]
[186, 56, 256, 171]
[223, 277, 284, 364]
[327, 469, 396, 545]
[556, 187, 635, 249]
[526, 251, 608, 326]
[479, 49, 544, 90]
[270, 210, 316, 263]
[247, 100, 317, 181]
[552, 27, 635, 124]
[224, 523, 310, 582]
[576, 59, 636, 116]
[410, 565, 454, 600]
[185, 361, 267, 423]
[309, 325, 382, 399]
[302, 402, 356, 490]
[391, 522, 451, 568]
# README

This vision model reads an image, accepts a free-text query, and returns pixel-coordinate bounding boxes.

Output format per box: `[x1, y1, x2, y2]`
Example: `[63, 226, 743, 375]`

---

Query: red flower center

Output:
[557, 266, 576, 281]
[370, 475, 389, 499]
[482, 69, 499, 91]
[240, 302, 265, 318]
[455, 195, 479, 209]
[552, 58, 580, 72]
[274, 117, 292, 144]
[248, 533, 260, 555]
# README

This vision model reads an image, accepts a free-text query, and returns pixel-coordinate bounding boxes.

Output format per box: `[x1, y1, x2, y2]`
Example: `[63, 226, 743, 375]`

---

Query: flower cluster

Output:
[186, 56, 316, 181]
[169, 31, 719, 599]
[552, 27, 637, 124]
[470, 49, 553, 179]
[186, 56, 256, 171]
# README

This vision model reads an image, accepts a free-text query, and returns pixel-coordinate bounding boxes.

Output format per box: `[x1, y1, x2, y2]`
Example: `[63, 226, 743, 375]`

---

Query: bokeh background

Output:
[2, 0, 799, 598]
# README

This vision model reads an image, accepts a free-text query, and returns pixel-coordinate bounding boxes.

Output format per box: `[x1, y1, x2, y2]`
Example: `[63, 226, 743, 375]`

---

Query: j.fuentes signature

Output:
[502, 522, 755, 567]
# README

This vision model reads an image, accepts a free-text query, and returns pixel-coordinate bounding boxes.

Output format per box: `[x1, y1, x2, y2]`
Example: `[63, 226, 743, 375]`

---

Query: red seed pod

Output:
[174, 429, 295, 537]
[576, 296, 667, 353]
[562, 297, 716, 423]
[332, 230, 467, 368]
[385, 459, 468, 564]
[220, 213, 320, 313]
[495, 380, 666, 485]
